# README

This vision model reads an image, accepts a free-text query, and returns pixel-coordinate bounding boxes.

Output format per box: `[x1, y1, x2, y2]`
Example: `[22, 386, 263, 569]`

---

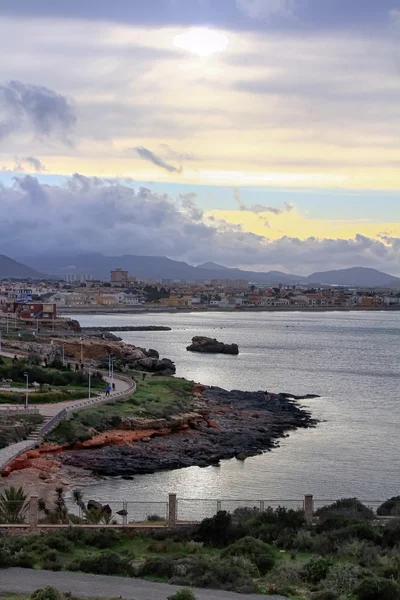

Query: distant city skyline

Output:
[0, 1, 399, 274]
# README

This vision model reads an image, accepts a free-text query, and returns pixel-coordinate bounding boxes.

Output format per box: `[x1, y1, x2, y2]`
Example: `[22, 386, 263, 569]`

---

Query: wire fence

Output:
[1, 497, 399, 526]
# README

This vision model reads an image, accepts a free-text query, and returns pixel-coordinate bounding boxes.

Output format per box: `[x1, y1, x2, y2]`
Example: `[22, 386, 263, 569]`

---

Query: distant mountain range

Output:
[0, 255, 45, 280]
[3, 253, 400, 288]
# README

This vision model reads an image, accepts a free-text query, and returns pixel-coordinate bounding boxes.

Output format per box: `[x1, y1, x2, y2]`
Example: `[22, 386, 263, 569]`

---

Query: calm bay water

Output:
[69, 311, 400, 504]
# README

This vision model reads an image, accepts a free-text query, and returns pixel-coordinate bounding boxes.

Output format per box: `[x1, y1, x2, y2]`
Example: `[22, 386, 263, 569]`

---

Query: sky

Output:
[0, 0, 400, 275]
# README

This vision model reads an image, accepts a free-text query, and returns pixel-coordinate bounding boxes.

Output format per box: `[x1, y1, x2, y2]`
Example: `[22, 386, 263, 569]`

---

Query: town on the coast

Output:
[1, 267, 400, 317]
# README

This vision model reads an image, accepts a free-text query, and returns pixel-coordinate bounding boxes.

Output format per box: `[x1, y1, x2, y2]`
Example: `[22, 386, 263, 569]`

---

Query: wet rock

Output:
[187, 336, 239, 355]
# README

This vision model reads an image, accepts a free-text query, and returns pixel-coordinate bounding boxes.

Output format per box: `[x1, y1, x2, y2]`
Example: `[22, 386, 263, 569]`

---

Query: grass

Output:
[45, 375, 195, 445]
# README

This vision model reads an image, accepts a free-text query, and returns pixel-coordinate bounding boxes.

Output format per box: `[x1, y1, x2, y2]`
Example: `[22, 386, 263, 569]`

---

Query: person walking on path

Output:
[105, 384, 111, 397]
[112, 382, 116, 393]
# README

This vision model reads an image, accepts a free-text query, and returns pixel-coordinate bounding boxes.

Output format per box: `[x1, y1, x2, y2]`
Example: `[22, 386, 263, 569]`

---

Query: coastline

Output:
[60, 306, 400, 316]
[46, 387, 317, 478]
[2, 381, 318, 491]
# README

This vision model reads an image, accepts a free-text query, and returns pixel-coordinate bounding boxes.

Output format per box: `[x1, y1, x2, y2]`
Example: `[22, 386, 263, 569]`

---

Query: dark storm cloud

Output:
[1, 175, 397, 275]
[135, 146, 182, 173]
[0, 80, 76, 142]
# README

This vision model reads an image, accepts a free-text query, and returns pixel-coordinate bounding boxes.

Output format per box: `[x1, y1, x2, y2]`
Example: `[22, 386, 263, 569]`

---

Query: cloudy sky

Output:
[0, 0, 400, 275]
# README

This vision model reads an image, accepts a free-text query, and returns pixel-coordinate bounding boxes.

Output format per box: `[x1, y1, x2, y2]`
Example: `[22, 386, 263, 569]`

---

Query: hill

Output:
[306, 267, 400, 288]
[0, 255, 45, 280]
[19, 254, 303, 284]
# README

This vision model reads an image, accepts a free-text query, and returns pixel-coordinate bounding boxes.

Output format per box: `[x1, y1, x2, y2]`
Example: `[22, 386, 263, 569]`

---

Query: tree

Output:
[0, 486, 29, 524]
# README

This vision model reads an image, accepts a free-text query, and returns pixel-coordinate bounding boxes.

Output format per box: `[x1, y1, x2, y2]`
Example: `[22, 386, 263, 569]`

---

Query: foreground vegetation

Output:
[45, 375, 195, 445]
[0, 493, 399, 599]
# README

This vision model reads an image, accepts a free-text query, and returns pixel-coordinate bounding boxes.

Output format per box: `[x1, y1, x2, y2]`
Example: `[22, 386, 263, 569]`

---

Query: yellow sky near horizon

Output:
[208, 208, 400, 241]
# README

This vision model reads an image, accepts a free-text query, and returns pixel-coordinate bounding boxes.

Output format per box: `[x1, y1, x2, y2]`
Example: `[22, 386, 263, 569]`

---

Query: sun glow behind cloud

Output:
[173, 28, 229, 56]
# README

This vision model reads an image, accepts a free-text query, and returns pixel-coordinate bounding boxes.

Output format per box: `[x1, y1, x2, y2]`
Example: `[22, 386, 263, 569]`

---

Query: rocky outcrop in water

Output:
[60, 387, 317, 476]
[187, 336, 239, 355]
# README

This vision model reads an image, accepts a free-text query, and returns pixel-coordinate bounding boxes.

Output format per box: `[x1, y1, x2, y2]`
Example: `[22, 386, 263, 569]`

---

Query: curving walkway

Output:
[0, 368, 135, 473]
[0, 568, 288, 600]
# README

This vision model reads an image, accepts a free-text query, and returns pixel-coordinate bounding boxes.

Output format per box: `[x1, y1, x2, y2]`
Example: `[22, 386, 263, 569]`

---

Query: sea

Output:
[67, 311, 400, 509]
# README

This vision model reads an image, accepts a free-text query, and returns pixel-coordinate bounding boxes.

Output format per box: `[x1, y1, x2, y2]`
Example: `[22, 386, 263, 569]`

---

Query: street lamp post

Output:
[23, 371, 29, 409]
[111, 358, 114, 390]
[108, 353, 111, 378]
[80, 337, 83, 364]
[88, 360, 94, 401]
[0, 329, 2, 354]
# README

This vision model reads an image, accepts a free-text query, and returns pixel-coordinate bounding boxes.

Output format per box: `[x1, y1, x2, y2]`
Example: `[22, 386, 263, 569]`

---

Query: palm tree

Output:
[0, 486, 28, 523]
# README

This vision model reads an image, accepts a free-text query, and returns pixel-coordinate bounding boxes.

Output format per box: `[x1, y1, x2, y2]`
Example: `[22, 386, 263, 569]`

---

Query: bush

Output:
[168, 590, 197, 600]
[316, 498, 374, 521]
[86, 529, 119, 549]
[45, 535, 74, 553]
[74, 551, 133, 576]
[322, 563, 362, 596]
[139, 556, 175, 578]
[43, 558, 63, 571]
[311, 592, 340, 600]
[246, 506, 305, 544]
[302, 557, 332, 584]
[31, 588, 63, 600]
[355, 576, 400, 600]
[196, 511, 235, 548]
[268, 561, 304, 586]
[377, 496, 400, 517]
[221, 536, 275, 574]
[170, 556, 256, 593]
[383, 520, 400, 548]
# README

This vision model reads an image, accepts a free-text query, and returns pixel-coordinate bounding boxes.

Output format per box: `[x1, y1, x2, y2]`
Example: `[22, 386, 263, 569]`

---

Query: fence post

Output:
[29, 495, 39, 529]
[304, 494, 314, 522]
[168, 493, 177, 526]
[122, 501, 128, 526]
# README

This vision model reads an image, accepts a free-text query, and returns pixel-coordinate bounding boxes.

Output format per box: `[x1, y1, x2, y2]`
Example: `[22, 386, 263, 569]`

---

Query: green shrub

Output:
[221, 536, 275, 574]
[74, 551, 133, 576]
[31, 587, 63, 600]
[139, 556, 175, 578]
[268, 561, 304, 586]
[168, 589, 197, 600]
[43, 558, 63, 571]
[170, 556, 255, 593]
[316, 498, 374, 521]
[196, 511, 235, 548]
[45, 535, 74, 553]
[86, 529, 119, 549]
[382, 520, 400, 548]
[322, 563, 362, 596]
[311, 592, 340, 600]
[355, 576, 400, 600]
[377, 496, 400, 517]
[302, 557, 332, 584]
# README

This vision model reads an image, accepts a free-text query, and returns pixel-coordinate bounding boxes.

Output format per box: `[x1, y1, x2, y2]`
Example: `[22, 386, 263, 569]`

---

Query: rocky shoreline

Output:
[82, 326, 172, 332]
[60, 387, 318, 477]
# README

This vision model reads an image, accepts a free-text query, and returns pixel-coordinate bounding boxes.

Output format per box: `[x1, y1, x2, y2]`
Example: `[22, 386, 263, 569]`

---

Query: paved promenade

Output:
[0, 568, 288, 600]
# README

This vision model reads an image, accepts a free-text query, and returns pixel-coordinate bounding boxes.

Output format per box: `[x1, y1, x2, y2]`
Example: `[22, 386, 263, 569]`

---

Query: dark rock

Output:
[187, 336, 239, 355]
[61, 385, 317, 477]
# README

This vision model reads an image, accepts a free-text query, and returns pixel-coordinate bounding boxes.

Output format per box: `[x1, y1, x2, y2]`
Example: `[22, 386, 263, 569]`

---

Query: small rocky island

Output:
[187, 336, 239, 355]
